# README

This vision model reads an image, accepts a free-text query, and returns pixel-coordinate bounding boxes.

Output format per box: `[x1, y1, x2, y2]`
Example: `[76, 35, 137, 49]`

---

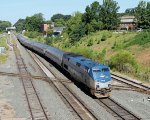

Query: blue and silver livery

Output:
[17, 35, 112, 98]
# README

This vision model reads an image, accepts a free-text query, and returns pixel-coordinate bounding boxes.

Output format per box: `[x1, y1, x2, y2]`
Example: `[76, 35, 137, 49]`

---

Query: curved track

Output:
[111, 73, 150, 94]
[28, 50, 98, 120]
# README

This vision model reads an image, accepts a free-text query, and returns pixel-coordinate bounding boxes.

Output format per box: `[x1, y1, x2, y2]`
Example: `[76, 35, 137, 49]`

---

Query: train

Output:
[17, 35, 112, 98]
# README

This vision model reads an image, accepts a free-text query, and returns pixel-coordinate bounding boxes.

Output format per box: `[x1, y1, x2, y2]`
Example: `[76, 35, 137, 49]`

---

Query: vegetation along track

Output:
[11, 38, 50, 119]
[95, 98, 141, 120]
[27, 49, 98, 120]
[111, 73, 150, 94]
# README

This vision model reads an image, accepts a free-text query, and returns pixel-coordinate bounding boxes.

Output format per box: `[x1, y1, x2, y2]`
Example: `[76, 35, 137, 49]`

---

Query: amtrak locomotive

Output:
[17, 35, 112, 98]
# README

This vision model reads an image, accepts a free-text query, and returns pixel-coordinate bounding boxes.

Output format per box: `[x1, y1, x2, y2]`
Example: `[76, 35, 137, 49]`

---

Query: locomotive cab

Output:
[89, 66, 112, 98]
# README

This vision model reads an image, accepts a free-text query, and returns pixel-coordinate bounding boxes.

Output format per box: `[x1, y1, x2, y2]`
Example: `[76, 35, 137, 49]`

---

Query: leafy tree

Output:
[44, 20, 52, 24]
[125, 8, 136, 15]
[63, 15, 71, 21]
[25, 13, 44, 32]
[82, 1, 102, 34]
[66, 12, 85, 43]
[51, 14, 64, 21]
[14, 19, 25, 32]
[47, 28, 53, 36]
[82, 0, 120, 33]
[101, 0, 120, 30]
[0, 21, 11, 32]
[51, 14, 71, 21]
[135, 1, 147, 29]
[51, 14, 71, 27]
[134, 1, 150, 29]
[54, 18, 65, 27]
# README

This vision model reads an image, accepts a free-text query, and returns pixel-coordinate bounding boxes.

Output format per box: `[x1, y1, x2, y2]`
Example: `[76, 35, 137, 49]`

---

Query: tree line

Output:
[0, 21, 11, 32]
[14, 0, 150, 42]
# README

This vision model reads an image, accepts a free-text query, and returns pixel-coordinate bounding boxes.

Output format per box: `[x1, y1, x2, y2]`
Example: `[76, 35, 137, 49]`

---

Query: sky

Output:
[0, 0, 149, 24]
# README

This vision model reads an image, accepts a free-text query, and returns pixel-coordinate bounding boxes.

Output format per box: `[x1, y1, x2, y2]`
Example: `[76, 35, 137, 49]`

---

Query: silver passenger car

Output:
[32, 42, 49, 55]
[45, 47, 65, 66]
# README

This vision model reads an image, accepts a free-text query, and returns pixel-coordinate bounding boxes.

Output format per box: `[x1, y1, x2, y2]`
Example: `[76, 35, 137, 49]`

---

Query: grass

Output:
[0, 35, 9, 64]
[0, 54, 8, 64]
[0, 37, 9, 50]
[53, 31, 150, 83]
[24, 31, 150, 83]
[125, 32, 150, 47]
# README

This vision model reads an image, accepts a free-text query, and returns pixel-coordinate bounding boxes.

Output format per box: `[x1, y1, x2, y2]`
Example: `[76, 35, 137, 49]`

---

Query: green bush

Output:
[24, 31, 42, 39]
[0, 37, 9, 50]
[126, 31, 150, 47]
[70, 47, 94, 59]
[87, 39, 93, 46]
[101, 34, 107, 41]
[109, 51, 138, 73]
[45, 37, 53, 45]
[95, 49, 106, 64]
[111, 41, 124, 50]
[62, 40, 71, 48]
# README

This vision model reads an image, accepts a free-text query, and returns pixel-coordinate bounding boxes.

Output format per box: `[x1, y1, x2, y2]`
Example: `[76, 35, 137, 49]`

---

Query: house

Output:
[41, 24, 50, 35]
[41, 23, 65, 36]
[119, 16, 137, 30]
[53, 27, 64, 36]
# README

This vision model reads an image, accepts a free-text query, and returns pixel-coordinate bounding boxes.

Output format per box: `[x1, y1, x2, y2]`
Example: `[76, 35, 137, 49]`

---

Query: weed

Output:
[126, 32, 150, 47]
[87, 39, 93, 46]
[109, 50, 138, 73]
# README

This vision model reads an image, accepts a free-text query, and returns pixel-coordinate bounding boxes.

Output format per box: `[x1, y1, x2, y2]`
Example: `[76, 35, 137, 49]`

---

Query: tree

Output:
[51, 14, 71, 22]
[101, 0, 120, 30]
[0, 21, 11, 32]
[51, 14, 64, 22]
[125, 8, 136, 15]
[82, 0, 120, 33]
[25, 13, 44, 32]
[66, 12, 85, 43]
[51, 14, 71, 27]
[135, 1, 147, 29]
[82, 1, 102, 34]
[14, 19, 25, 32]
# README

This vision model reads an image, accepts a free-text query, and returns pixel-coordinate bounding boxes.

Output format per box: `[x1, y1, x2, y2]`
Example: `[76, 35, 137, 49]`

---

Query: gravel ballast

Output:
[1, 34, 150, 120]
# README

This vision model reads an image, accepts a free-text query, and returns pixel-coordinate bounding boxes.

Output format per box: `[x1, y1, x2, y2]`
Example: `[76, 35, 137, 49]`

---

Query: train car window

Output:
[93, 70, 101, 72]
[76, 62, 81, 67]
[102, 68, 109, 72]
[64, 64, 68, 69]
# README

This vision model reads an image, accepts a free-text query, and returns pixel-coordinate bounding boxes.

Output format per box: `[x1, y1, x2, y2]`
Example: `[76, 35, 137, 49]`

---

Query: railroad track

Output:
[11, 36, 50, 120]
[0, 71, 49, 81]
[28, 48, 143, 120]
[28, 50, 97, 120]
[96, 98, 141, 120]
[111, 73, 150, 94]
[12, 33, 145, 120]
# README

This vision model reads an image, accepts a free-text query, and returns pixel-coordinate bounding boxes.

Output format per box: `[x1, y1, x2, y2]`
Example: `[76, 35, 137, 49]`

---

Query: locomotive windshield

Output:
[92, 67, 110, 82]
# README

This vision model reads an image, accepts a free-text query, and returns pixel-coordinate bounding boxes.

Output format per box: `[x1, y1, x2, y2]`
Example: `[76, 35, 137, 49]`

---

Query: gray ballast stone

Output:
[111, 90, 150, 120]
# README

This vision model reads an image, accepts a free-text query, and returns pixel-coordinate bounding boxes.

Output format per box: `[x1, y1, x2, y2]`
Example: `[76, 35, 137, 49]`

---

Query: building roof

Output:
[53, 27, 64, 32]
[120, 16, 137, 23]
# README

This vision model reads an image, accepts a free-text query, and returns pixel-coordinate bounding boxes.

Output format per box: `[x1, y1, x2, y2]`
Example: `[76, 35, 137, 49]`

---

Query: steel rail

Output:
[96, 98, 141, 120]
[11, 35, 50, 120]
[28, 50, 98, 120]
[111, 73, 150, 94]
